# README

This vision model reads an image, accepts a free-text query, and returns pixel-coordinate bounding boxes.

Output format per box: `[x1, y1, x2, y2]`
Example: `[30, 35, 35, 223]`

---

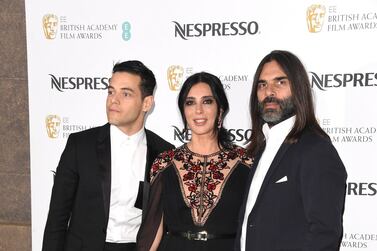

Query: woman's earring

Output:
[217, 118, 222, 128]
[217, 110, 223, 129]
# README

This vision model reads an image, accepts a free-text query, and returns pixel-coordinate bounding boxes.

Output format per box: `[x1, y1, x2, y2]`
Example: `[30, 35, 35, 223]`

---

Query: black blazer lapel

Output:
[139, 129, 160, 219]
[144, 130, 160, 182]
[134, 140, 155, 212]
[250, 143, 291, 215]
[239, 154, 261, 215]
[96, 124, 111, 223]
[235, 153, 261, 250]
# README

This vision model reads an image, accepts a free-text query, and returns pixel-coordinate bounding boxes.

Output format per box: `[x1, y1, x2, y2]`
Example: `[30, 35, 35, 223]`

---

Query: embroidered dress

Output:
[137, 144, 252, 251]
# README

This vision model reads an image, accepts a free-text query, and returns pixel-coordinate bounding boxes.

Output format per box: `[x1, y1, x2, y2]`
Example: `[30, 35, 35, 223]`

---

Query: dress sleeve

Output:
[137, 151, 173, 251]
[137, 172, 164, 251]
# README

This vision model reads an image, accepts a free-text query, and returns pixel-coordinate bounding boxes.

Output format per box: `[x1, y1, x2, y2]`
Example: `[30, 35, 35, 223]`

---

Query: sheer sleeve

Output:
[137, 150, 174, 251]
[137, 172, 164, 251]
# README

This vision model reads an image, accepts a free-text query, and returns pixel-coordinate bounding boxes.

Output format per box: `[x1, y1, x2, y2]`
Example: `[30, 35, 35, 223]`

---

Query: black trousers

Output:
[103, 242, 136, 251]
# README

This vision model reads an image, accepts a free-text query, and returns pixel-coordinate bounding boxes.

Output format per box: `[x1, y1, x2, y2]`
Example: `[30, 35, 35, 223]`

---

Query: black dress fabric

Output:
[137, 144, 252, 251]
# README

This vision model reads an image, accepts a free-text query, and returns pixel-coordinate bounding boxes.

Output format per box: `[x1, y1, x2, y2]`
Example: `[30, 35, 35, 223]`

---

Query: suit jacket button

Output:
[249, 224, 254, 227]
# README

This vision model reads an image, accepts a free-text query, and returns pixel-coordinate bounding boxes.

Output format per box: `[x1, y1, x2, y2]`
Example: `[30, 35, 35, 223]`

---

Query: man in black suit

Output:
[236, 50, 347, 251]
[42, 61, 174, 251]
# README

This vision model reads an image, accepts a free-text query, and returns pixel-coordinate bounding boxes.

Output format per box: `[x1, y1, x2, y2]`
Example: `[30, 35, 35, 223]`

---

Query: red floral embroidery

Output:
[174, 144, 252, 225]
[183, 171, 195, 181]
[212, 170, 224, 180]
[150, 144, 252, 225]
[207, 183, 217, 191]
[188, 184, 197, 192]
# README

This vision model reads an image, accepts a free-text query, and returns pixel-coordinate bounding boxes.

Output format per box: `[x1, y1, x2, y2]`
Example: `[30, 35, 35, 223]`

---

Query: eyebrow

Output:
[257, 76, 288, 84]
[186, 95, 214, 100]
[107, 86, 135, 93]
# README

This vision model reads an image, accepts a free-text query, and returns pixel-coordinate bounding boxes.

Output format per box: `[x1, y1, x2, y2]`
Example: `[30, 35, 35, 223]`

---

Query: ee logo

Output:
[122, 21, 131, 41]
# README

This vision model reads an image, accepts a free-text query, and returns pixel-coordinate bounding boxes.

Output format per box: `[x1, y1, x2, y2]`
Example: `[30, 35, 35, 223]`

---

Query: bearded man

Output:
[236, 50, 347, 251]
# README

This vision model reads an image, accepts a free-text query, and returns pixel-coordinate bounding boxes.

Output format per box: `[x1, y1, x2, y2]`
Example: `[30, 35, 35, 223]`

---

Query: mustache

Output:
[262, 96, 283, 105]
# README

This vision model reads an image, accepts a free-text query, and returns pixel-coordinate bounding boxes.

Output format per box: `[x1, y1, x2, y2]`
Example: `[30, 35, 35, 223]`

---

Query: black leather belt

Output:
[168, 230, 236, 241]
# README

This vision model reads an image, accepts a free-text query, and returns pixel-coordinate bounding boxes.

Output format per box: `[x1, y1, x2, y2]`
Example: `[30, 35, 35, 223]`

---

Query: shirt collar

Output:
[262, 115, 296, 143]
[110, 125, 146, 146]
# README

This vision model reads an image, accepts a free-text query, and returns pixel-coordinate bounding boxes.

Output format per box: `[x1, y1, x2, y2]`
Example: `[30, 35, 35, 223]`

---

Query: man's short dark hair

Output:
[112, 60, 156, 98]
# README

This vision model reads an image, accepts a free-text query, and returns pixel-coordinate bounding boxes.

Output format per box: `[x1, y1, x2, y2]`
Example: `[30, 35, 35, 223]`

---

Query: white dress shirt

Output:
[240, 116, 295, 251]
[106, 125, 147, 243]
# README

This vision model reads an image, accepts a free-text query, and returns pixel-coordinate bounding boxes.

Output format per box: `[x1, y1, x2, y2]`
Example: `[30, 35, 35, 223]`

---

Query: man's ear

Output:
[142, 95, 154, 113]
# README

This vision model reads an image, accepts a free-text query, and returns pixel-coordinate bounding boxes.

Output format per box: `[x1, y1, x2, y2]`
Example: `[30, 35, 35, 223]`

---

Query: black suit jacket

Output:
[42, 123, 174, 251]
[235, 128, 347, 251]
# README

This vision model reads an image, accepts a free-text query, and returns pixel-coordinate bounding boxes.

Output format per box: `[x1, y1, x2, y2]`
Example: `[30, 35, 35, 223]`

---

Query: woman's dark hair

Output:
[178, 72, 232, 149]
[248, 50, 328, 156]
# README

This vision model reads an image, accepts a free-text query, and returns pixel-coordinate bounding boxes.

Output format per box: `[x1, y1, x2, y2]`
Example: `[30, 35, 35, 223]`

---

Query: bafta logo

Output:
[46, 115, 61, 138]
[167, 65, 184, 91]
[306, 4, 326, 33]
[42, 14, 58, 39]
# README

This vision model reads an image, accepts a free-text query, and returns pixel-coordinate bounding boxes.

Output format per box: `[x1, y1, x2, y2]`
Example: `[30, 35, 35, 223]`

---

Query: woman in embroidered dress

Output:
[137, 72, 252, 251]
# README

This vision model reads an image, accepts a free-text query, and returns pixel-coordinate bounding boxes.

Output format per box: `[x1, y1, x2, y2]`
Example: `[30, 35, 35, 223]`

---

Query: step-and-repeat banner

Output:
[26, 0, 377, 250]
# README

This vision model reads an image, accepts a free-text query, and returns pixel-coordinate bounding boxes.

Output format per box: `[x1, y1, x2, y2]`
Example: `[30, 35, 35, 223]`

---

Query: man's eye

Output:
[107, 90, 113, 95]
[258, 83, 266, 89]
[277, 80, 287, 85]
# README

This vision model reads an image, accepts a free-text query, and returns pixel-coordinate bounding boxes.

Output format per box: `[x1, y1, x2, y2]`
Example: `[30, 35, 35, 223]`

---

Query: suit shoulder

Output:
[68, 124, 108, 139]
[297, 128, 344, 166]
[145, 129, 175, 150]
[298, 128, 332, 148]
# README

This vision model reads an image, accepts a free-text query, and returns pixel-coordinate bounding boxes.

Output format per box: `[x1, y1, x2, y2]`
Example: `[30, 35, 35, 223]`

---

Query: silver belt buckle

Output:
[194, 230, 208, 241]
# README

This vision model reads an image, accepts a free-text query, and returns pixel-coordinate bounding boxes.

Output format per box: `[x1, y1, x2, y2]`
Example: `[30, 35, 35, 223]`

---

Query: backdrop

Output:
[25, 0, 377, 250]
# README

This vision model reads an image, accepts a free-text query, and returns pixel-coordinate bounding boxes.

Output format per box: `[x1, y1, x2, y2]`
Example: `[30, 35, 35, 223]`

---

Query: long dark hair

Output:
[178, 72, 232, 149]
[248, 50, 328, 156]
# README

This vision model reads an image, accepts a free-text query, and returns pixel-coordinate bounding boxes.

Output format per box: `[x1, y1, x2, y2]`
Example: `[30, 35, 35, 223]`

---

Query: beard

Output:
[258, 96, 295, 125]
